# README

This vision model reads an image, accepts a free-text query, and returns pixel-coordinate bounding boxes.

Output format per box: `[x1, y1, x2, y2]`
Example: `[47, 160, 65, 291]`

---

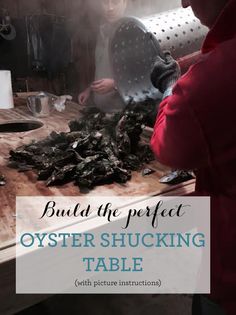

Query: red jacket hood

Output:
[202, 0, 236, 53]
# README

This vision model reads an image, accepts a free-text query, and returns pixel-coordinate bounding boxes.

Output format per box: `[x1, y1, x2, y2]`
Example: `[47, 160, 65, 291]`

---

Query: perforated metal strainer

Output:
[110, 17, 163, 104]
[110, 7, 208, 104]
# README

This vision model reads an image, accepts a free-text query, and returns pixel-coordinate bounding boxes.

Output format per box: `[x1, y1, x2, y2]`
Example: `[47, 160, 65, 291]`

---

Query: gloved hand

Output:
[151, 51, 181, 94]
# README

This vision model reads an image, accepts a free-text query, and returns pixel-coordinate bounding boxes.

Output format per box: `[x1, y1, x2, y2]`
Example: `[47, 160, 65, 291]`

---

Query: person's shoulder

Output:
[187, 36, 236, 79]
[174, 38, 234, 97]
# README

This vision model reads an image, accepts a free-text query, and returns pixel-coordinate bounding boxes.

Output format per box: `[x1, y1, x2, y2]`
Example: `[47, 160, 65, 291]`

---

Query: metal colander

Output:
[110, 7, 208, 104]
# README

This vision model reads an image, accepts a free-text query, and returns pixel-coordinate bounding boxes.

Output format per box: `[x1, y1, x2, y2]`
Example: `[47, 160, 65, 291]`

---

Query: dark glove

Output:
[151, 51, 181, 94]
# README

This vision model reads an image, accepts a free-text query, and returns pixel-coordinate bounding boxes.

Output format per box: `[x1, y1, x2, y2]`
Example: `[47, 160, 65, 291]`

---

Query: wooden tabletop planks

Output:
[0, 97, 195, 250]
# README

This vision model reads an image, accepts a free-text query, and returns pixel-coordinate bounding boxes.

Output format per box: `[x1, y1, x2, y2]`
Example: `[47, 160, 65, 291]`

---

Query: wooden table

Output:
[0, 96, 195, 314]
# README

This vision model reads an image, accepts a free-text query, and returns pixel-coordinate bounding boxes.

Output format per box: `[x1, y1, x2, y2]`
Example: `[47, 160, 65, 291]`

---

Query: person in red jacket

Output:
[150, 0, 236, 314]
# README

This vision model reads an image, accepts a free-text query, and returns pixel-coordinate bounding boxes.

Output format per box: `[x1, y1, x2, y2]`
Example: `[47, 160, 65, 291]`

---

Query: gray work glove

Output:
[151, 51, 181, 94]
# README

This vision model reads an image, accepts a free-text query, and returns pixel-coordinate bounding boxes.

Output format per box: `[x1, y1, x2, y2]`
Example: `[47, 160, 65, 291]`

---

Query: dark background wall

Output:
[0, 0, 92, 96]
[0, 0, 180, 98]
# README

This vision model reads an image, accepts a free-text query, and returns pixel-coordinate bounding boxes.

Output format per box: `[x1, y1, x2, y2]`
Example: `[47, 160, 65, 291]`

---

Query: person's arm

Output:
[151, 64, 210, 170]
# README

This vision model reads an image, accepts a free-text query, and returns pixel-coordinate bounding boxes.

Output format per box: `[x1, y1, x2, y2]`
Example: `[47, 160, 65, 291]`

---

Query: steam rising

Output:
[127, 0, 180, 16]
[73, 0, 182, 89]
[87, 0, 181, 19]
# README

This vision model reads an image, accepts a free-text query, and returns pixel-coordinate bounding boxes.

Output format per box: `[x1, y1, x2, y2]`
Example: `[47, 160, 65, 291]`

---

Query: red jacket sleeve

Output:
[151, 67, 211, 170]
